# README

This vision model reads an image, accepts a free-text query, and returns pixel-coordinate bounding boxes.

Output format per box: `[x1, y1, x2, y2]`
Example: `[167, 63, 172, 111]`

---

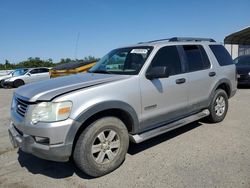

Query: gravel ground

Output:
[0, 88, 250, 188]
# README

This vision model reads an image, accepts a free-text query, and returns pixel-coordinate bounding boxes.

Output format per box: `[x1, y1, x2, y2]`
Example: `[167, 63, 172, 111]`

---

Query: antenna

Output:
[74, 32, 80, 59]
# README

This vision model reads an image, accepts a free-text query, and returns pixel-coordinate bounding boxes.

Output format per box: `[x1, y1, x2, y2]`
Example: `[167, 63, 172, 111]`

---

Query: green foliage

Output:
[83, 55, 100, 61]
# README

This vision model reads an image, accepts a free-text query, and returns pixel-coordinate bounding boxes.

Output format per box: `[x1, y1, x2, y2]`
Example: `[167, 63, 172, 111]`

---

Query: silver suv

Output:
[8, 37, 237, 177]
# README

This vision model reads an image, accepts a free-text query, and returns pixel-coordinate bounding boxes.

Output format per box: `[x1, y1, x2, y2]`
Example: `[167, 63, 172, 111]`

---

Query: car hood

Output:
[5, 75, 24, 82]
[15, 73, 130, 102]
[0, 74, 12, 80]
[236, 65, 250, 74]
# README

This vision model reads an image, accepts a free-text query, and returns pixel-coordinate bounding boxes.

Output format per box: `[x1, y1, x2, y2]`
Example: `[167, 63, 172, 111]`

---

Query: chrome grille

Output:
[16, 97, 29, 117]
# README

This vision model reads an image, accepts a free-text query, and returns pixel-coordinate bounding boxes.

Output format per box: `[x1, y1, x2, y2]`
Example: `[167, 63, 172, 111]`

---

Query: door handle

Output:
[176, 78, 186, 84]
[209, 72, 216, 77]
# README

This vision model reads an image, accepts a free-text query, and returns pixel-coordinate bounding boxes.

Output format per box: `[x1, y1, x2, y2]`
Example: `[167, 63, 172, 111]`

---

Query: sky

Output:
[0, 0, 250, 63]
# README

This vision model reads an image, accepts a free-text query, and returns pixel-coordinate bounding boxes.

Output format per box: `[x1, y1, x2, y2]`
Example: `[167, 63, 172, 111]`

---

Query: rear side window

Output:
[209, 45, 233, 66]
[30, 69, 39, 74]
[183, 45, 211, 72]
[39, 68, 49, 73]
[149, 46, 182, 76]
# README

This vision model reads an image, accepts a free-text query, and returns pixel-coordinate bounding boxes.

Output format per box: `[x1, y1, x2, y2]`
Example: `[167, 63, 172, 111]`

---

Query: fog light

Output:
[34, 136, 49, 144]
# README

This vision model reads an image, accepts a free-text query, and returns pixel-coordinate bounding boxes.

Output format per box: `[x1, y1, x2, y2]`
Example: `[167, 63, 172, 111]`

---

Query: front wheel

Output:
[207, 89, 228, 123]
[13, 79, 25, 88]
[73, 117, 129, 177]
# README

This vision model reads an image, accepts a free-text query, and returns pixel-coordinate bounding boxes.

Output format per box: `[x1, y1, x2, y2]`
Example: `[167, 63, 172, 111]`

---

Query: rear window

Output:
[209, 45, 233, 66]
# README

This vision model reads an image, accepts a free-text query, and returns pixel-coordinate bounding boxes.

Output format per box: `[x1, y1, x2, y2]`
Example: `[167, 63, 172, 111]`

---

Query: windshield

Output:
[7, 71, 13, 75]
[89, 46, 153, 75]
[234, 55, 250, 65]
[12, 69, 29, 76]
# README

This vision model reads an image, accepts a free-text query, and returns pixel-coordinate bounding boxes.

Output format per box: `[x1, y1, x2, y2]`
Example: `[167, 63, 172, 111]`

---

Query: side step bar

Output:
[129, 109, 210, 143]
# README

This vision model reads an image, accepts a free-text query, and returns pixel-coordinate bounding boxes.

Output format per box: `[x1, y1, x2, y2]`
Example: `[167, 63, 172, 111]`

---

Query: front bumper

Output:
[9, 122, 72, 162]
[2, 80, 14, 87]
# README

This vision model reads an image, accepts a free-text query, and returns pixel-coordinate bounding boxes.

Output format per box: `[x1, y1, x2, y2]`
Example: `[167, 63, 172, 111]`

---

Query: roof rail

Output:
[138, 37, 216, 44]
[169, 37, 216, 42]
[138, 38, 170, 44]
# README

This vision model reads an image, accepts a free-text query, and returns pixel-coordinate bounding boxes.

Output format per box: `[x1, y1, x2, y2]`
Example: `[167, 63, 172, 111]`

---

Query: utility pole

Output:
[74, 32, 80, 60]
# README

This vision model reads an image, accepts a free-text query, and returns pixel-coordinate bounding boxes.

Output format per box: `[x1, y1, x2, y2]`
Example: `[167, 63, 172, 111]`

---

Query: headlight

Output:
[31, 101, 72, 124]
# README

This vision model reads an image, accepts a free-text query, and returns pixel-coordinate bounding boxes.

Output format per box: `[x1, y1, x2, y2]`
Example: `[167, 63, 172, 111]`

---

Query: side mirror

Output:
[27, 73, 31, 76]
[146, 66, 169, 80]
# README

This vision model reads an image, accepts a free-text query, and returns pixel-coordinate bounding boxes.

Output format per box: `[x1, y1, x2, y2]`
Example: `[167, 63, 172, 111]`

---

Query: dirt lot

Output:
[0, 88, 250, 188]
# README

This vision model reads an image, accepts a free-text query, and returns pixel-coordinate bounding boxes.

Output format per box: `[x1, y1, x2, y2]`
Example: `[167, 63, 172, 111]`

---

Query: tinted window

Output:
[234, 55, 250, 65]
[30, 69, 39, 74]
[183, 45, 210, 72]
[149, 46, 182, 76]
[200, 46, 211, 68]
[209, 45, 233, 66]
[39, 68, 49, 73]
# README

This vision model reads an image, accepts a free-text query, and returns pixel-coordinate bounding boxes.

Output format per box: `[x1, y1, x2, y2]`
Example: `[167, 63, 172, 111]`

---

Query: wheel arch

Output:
[13, 79, 25, 88]
[66, 101, 139, 155]
[210, 78, 232, 99]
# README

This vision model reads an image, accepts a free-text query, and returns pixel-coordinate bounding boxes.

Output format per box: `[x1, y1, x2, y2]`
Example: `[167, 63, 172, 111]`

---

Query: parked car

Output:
[234, 55, 250, 85]
[0, 70, 14, 87]
[3, 67, 50, 88]
[8, 37, 237, 177]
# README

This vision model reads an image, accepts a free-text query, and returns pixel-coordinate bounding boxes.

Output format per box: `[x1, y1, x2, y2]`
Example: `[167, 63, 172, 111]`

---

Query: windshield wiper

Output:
[90, 70, 111, 74]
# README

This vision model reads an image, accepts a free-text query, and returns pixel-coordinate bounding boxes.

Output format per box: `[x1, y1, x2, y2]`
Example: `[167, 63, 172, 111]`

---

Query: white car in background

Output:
[3, 67, 50, 88]
[0, 70, 14, 87]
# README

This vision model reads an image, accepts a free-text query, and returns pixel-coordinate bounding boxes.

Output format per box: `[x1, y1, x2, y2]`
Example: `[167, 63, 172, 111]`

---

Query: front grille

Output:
[16, 97, 29, 117]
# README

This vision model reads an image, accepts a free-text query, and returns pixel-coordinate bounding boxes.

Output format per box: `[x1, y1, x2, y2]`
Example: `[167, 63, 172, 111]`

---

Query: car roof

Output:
[120, 37, 220, 49]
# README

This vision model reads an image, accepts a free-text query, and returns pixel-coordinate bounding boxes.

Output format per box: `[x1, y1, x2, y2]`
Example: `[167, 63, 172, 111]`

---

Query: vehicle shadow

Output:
[17, 121, 202, 179]
[128, 121, 202, 155]
[17, 150, 93, 179]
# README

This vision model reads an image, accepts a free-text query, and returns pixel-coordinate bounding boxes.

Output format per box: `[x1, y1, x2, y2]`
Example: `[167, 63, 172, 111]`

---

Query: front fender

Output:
[65, 101, 139, 146]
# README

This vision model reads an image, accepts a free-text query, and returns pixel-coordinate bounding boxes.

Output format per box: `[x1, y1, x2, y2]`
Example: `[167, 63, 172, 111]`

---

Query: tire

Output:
[13, 79, 25, 88]
[0, 80, 3, 88]
[207, 89, 228, 123]
[73, 117, 129, 177]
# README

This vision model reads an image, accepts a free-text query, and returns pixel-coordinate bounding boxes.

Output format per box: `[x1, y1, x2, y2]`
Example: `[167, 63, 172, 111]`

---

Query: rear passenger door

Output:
[37, 68, 50, 80]
[181, 45, 216, 113]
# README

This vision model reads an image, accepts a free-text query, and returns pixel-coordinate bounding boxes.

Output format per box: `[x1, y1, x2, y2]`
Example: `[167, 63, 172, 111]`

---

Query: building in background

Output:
[224, 26, 250, 59]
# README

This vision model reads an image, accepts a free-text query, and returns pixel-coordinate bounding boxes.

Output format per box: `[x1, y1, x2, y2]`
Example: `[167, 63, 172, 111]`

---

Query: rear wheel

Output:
[73, 117, 129, 177]
[207, 89, 228, 123]
[13, 79, 24, 88]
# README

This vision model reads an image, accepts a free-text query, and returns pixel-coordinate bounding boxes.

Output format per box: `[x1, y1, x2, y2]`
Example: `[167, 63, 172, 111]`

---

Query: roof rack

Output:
[169, 37, 216, 42]
[138, 37, 216, 44]
[138, 38, 170, 44]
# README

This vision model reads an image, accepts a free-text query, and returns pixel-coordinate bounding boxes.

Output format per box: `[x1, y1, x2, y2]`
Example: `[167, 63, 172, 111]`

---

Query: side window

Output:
[149, 46, 182, 76]
[209, 45, 233, 66]
[39, 68, 49, 73]
[29, 69, 39, 74]
[183, 45, 211, 72]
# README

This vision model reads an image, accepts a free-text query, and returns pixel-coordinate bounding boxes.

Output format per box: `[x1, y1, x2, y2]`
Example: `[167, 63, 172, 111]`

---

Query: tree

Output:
[83, 55, 99, 61]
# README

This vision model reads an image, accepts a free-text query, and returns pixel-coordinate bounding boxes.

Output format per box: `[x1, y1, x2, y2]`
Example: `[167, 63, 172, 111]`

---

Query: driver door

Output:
[140, 46, 188, 131]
